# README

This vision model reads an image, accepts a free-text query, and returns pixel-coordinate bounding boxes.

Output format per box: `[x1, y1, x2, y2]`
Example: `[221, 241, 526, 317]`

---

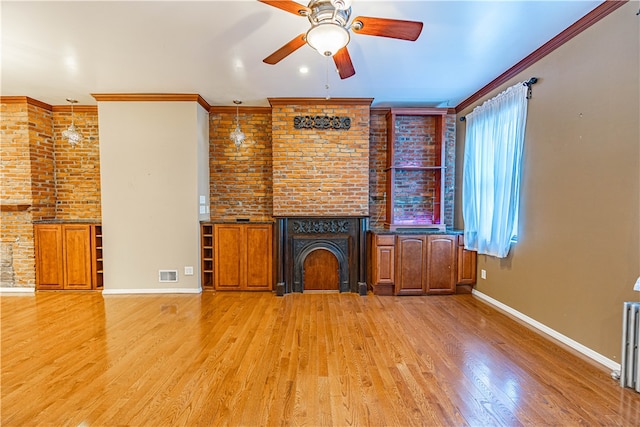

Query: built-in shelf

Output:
[385, 108, 448, 231]
[201, 223, 214, 289]
[91, 225, 103, 289]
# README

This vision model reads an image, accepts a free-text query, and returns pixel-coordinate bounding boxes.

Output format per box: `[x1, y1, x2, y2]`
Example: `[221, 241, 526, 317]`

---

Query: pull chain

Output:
[325, 56, 331, 100]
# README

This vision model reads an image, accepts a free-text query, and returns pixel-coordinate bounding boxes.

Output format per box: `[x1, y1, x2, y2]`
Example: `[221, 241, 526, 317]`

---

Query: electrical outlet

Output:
[184, 266, 194, 276]
[481, 269, 487, 279]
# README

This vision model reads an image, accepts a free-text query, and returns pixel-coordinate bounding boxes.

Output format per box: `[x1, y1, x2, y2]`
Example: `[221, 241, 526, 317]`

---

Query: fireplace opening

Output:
[275, 217, 368, 295]
[293, 238, 349, 293]
[302, 248, 339, 291]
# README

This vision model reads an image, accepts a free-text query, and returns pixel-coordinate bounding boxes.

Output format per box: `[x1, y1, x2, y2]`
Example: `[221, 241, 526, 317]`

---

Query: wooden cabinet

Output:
[35, 224, 64, 289]
[35, 223, 102, 290]
[213, 223, 272, 291]
[368, 231, 477, 296]
[425, 235, 456, 295]
[395, 235, 427, 295]
[385, 108, 448, 231]
[456, 234, 477, 288]
[370, 234, 395, 295]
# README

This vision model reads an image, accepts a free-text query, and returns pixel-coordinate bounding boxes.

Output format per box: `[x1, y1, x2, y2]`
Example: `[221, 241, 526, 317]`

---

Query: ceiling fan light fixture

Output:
[306, 23, 350, 57]
[330, 0, 352, 10]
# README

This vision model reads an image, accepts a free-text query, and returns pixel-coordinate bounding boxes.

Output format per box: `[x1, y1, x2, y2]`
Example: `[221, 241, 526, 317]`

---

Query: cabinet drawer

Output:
[376, 235, 395, 246]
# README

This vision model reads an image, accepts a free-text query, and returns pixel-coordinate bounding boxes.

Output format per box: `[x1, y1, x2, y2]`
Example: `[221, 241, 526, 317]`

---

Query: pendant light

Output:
[230, 100, 245, 150]
[61, 98, 83, 146]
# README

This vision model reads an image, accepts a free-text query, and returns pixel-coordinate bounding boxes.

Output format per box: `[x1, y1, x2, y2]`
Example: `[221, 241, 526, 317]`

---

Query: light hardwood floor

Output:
[2, 291, 640, 426]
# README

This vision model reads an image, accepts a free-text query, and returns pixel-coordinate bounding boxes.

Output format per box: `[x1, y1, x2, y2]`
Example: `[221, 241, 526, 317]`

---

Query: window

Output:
[462, 82, 529, 258]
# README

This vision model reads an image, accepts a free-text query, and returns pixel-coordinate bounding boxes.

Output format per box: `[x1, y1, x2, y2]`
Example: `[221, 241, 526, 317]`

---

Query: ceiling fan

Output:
[258, 0, 423, 79]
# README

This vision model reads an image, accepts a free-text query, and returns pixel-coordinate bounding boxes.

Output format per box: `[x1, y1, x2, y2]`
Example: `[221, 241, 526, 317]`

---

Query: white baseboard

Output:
[0, 287, 35, 294]
[472, 289, 620, 372]
[102, 287, 203, 295]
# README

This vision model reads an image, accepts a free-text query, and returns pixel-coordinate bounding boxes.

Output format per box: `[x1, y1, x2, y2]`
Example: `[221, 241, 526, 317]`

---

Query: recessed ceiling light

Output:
[299, 66, 309, 74]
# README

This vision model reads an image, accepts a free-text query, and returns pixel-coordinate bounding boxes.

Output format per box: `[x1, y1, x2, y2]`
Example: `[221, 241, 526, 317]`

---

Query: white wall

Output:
[197, 105, 210, 222]
[98, 101, 207, 293]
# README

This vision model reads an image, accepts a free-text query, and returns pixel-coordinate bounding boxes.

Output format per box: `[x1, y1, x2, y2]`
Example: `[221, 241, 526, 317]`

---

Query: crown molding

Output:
[51, 105, 98, 113]
[209, 106, 272, 114]
[455, 0, 628, 113]
[268, 97, 374, 107]
[91, 93, 211, 111]
[1, 96, 53, 110]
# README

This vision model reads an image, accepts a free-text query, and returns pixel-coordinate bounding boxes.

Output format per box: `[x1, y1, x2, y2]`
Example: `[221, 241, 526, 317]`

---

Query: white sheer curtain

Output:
[462, 82, 529, 258]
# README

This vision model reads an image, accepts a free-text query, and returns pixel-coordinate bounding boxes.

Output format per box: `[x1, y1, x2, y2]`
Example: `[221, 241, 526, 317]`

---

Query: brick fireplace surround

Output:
[269, 98, 371, 295]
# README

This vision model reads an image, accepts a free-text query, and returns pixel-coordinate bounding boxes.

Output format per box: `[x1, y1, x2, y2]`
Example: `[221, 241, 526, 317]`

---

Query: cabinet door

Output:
[395, 235, 427, 295]
[375, 245, 395, 285]
[245, 224, 272, 291]
[457, 235, 477, 285]
[62, 225, 92, 290]
[214, 224, 244, 290]
[35, 225, 64, 290]
[426, 235, 456, 295]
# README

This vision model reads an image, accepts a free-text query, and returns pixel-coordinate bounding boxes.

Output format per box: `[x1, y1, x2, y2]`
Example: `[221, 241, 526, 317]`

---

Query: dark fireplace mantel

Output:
[274, 216, 368, 295]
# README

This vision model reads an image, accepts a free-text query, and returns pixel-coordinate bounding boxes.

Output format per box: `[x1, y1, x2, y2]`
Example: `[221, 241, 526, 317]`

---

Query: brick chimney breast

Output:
[269, 98, 372, 217]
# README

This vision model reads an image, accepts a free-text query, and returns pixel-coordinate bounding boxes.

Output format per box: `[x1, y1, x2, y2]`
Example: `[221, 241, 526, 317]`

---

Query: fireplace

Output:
[274, 217, 368, 295]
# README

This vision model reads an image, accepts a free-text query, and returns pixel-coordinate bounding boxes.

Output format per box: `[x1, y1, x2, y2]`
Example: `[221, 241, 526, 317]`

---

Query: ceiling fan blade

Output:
[352, 16, 423, 41]
[258, 0, 310, 16]
[333, 47, 355, 80]
[263, 33, 307, 65]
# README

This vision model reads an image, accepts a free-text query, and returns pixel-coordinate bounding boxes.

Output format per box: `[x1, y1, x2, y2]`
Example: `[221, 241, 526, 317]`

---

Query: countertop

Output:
[369, 227, 463, 235]
[33, 219, 101, 224]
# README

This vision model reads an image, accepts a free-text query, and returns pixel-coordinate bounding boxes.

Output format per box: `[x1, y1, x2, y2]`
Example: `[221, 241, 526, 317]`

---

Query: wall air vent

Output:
[159, 270, 178, 283]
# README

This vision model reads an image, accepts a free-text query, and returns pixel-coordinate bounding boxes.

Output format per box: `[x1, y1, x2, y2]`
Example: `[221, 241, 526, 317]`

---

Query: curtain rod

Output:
[459, 77, 538, 122]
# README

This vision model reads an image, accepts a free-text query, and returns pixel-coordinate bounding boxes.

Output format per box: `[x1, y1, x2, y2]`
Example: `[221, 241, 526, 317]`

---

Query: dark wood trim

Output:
[196, 95, 211, 111]
[268, 97, 374, 106]
[455, 0, 628, 113]
[91, 93, 211, 111]
[209, 106, 272, 114]
[371, 107, 456, 115]
[388, 107, 449, 116]
[370, 107, 390, 115]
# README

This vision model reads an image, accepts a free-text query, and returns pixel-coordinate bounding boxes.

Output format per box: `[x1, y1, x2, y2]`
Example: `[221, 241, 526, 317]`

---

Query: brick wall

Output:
[53, 108, 101, 220]
[28, 102, 56, 220]
[0, 98, 55, 287]
[368, 110, 456, 228]
[271, 99, 370, 217]
[368, 110, 387, 228]
[0, 98, 101, 287]
[0, 210, 36, 287]
[1, 101, 31, 204]
[1, 95, 457, 286]
[209, 108, 273, 220]
[443, 114, 456, 226]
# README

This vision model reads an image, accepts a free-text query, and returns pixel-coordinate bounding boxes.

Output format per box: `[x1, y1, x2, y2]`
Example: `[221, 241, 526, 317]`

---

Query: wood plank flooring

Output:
[2, 291, 640, 426]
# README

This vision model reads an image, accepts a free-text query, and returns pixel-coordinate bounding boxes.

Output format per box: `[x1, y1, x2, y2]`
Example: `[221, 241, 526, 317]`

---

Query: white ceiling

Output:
[1, 0, 603, 108]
